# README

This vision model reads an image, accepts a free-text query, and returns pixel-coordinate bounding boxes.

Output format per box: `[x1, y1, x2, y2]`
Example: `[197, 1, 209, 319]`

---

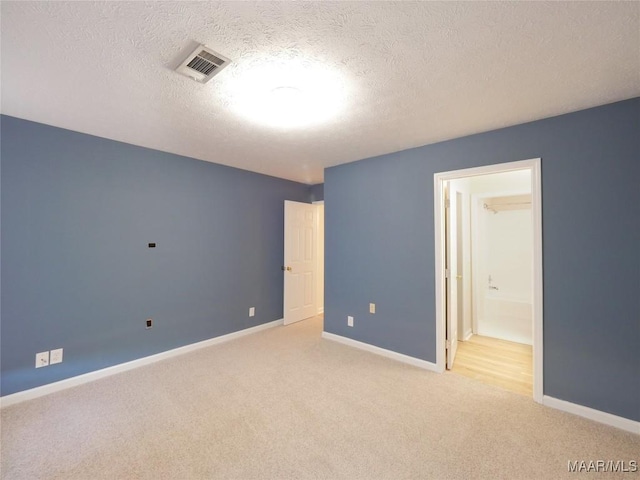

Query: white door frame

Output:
[434, 158, 544, 403]
[445, 183, 460, 370]
[312, 201, 324, 315]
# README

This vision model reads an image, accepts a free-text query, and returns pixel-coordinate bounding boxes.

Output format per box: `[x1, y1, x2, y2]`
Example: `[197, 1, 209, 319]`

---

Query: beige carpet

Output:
[1, 317, 638, 479]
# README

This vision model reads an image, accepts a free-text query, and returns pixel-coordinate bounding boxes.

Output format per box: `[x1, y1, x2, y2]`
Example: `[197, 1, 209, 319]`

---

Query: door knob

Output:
[282, 266, 292, 271]
[287, 266, 292, 271]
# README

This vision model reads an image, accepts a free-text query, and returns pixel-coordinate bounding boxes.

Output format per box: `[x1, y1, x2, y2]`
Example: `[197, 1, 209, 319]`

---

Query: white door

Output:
[315, 203, 325, 314]
[283, 200, 317, 325]
[446, 184, 459, 369]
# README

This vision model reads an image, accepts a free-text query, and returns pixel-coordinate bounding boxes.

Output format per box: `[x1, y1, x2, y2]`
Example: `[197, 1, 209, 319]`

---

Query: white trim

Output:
[0, 319, 284, 408]
[531, 160, 544, 402]
[434, 158, 544, 403]
[322, 331, 441, 373]
[434, 175, 447, 372]
[470, 194, 481, 336]
[543, 396, 640, 435]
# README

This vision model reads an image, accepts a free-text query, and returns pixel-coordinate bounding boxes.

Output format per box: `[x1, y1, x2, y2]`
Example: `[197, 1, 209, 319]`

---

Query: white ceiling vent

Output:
[175, 44, 230, 83]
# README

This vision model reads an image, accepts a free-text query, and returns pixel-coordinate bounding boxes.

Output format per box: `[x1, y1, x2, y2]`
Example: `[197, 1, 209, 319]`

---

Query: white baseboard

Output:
[321, 334, 638, 434]
[0, 319, 283, 408]
[543, 395, 639, 435]
[321, 331, 441, 373]
[463, 330, 473, 341]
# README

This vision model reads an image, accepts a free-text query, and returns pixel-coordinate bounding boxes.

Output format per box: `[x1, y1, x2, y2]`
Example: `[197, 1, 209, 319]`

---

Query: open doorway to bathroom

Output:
[434, 159, 543, 402]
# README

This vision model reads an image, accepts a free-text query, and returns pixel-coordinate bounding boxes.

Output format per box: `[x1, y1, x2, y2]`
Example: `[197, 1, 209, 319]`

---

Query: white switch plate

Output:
[347, 316, 354, 327]
[369, 303, 376, 314]
[50, 348, 63, 365]
[35, 351, 49, 368]
[249, 307, 255, 317]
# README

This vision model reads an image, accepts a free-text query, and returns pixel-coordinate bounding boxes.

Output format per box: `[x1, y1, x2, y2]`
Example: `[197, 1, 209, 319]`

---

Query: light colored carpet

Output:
[1, 316, 638, 479]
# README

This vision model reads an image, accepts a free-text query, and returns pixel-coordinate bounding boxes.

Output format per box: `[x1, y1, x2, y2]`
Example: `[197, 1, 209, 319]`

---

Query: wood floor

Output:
[450, 335, 533, 396]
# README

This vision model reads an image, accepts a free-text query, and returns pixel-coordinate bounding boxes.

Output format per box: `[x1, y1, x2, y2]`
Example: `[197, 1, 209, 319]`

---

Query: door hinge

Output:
[445, 198, 451, 209]
[446, 340, 451, 349]
[445, 268, 450, 279]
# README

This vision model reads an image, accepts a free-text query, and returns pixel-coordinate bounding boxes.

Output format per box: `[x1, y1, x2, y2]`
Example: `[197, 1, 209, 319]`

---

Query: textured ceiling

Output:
[1, 1, 638, 184]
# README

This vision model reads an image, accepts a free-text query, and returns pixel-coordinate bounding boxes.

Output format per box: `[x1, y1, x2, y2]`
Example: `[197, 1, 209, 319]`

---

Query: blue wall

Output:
[1, 116, 310, 396]
[324, 98, 640, 421]
[309, 183, 324, 202]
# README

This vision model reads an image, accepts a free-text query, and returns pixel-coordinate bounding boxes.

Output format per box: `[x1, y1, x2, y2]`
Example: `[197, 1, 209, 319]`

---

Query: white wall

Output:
[468, 169, 531, 194]
[485, 207, 532, 301]
[470, 170, 533, 345]
[477, 203, 533, 344]
[448, 171, 534, 345]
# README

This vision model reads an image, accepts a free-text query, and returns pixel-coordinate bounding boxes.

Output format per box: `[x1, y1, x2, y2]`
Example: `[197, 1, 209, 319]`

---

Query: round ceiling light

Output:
[227, 58, 347, 129]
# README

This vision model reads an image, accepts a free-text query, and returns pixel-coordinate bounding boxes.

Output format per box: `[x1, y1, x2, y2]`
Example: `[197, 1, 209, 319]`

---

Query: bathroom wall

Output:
[476, 198, 533, 344]
[451, 170, 533, 342]
[469, 171, 532, 344]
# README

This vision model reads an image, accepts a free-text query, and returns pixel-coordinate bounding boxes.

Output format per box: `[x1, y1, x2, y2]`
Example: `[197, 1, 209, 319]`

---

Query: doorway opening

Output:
[434, 159, 543, 403]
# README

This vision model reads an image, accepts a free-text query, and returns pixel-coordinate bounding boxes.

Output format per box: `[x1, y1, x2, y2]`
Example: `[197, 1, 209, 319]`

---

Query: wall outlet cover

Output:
[50, 348, 63, 365]
[249, 307, 255, 317]
[347, 316, 354, 327]
[35, 351, 49, 368]
[369, 303, 376, 314]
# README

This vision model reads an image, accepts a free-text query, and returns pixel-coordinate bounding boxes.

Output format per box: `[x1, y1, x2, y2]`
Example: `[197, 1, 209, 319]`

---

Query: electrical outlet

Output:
[50, 348, 63, 365]
[369, 303, 376, 314]
[35, 351, 49, 368]
[146, 318, 153, 329]
[249, 307, 255, 317]
[347, 316, 354, 327]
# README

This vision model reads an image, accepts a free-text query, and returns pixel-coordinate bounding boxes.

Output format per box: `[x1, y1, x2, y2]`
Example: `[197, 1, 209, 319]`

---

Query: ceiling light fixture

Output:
[226, 57, 347, 129]
[266, 86, 306, 127]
